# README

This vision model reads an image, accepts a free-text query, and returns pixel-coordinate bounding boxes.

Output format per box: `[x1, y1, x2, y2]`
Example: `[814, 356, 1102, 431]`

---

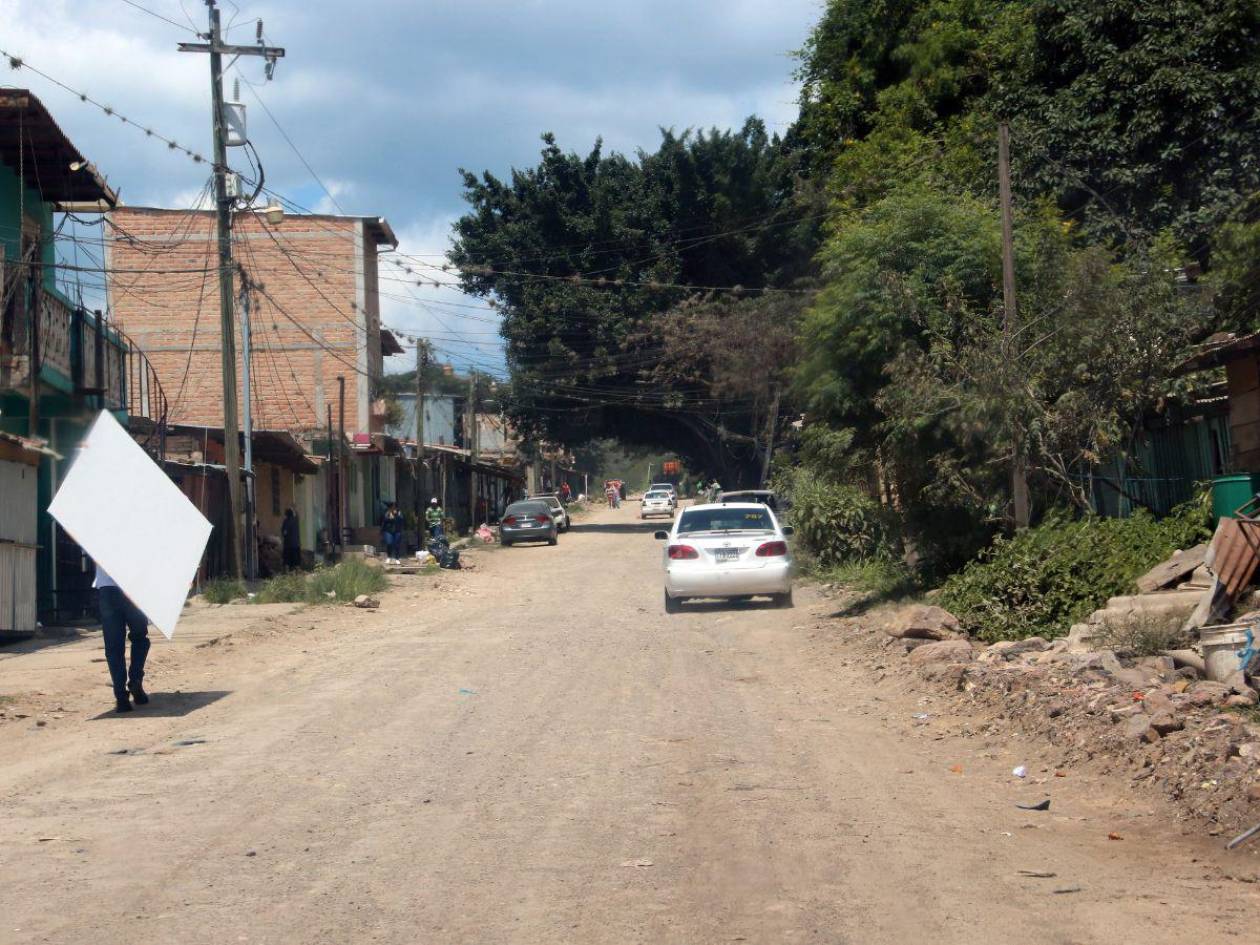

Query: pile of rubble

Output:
[879, 603, 1260, 833]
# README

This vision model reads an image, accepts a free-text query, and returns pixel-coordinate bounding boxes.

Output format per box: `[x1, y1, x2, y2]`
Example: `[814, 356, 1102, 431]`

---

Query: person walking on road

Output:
[381, 501, 404, 564]
[281, 508, 302, 571]
[94, 564, 150, 714]
[425, 497, 445, 539]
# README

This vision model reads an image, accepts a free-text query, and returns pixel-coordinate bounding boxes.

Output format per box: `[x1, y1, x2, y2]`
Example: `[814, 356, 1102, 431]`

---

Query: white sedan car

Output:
[640, 489, 675, 519]
[530, 494, 570, 532]
[655, 502, 793, 613]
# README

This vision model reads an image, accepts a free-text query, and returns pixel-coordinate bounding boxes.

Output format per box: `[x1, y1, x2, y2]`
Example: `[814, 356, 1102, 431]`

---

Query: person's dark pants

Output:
[383, 532, 400, 558]
[283, 545, 301, 570]
[98, 587, 150, 701]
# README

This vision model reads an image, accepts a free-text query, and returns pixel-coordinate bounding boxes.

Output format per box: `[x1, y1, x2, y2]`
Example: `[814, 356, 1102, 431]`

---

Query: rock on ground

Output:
[907, 639, 975, 665]
[886, 604, 962, 641]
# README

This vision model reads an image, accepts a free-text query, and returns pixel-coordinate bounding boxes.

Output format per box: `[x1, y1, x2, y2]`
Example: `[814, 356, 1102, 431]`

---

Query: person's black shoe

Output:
[115, 697, 133, 713]
[128, 683, 149, 705]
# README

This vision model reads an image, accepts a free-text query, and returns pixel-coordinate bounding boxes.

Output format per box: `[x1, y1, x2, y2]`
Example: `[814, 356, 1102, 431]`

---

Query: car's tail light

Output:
[755, 541, 788, 557]
[535, 514, 552, 525]
[668, 544, 699, 560]
[503, 515, 517, 526]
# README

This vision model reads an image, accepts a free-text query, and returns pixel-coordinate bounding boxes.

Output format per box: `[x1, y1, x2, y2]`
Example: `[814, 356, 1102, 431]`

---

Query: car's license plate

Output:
[715, 548, 739, 562]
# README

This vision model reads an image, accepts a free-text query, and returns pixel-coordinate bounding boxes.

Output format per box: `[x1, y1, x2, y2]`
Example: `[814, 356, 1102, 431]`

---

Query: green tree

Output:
[451, 122, 821, 482]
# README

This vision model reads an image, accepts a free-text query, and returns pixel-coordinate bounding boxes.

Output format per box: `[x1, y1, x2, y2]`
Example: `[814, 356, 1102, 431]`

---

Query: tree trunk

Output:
[759, 387, 781, 487]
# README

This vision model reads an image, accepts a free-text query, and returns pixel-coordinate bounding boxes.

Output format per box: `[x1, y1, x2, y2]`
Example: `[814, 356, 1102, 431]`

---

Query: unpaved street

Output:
[1, 505, 1256, 944]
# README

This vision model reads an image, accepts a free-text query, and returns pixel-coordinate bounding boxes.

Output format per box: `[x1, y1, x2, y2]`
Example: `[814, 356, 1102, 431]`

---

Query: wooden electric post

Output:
[414, 339, 428, 508]
[179, 1, 284, 577]
[467, 370, 478, 530]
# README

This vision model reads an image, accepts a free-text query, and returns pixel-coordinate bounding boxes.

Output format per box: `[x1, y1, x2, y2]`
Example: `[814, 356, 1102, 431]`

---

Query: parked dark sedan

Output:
[500, 500, 559, 547]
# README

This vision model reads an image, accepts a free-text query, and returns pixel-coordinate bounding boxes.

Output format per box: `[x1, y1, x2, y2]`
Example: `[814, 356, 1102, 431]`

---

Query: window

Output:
[271, 466, 281, 516]
[677, 507, 773, 534]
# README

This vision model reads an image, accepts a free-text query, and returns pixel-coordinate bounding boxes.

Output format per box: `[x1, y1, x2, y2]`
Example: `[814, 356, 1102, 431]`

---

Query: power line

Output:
[117, 0, 202, 34]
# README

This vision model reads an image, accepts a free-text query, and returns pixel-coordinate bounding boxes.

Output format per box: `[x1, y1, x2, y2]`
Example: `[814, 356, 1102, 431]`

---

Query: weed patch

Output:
[305, 559, 389, 604]
[252, 571, 309, 604]
[203, 577, 247, 604]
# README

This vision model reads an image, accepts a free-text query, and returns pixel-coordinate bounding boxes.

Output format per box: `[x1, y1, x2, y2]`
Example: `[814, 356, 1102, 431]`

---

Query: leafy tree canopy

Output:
[450, 121, 821, 481]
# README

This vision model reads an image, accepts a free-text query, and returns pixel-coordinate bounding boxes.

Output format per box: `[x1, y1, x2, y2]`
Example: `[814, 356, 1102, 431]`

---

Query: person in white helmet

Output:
[424, 497, 445, 539]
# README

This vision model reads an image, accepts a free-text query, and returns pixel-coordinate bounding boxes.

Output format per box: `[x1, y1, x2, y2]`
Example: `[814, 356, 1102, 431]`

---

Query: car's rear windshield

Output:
[507, 502, 550, 516]
[677, 507, 774, 533]
[645, 491, 668, 499]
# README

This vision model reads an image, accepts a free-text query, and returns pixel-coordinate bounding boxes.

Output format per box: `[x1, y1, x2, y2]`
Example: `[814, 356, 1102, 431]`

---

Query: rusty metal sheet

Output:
[1207, 517, 1260, 598]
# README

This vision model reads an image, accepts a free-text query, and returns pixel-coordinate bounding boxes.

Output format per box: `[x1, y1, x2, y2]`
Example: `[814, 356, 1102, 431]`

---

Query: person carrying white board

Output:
[94, 563, 151, 713]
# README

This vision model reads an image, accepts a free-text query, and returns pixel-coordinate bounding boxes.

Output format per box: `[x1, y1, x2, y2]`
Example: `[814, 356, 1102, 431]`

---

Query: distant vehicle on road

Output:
[500, 500, 559, 547]
[530, 494, 570, 532]
[655, 502, 793, 613]
[640, 489, 675, 520]
[649, 482, 678, 507]
[718, 489, 783, 512]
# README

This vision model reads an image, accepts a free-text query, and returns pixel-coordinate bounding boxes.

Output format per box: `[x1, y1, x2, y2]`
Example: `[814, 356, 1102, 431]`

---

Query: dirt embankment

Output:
[829, 593, 1260, 843]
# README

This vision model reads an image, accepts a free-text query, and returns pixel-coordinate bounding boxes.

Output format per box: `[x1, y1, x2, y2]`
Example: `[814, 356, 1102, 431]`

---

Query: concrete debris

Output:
[1136, 544, 1209, 593]
[980, 638, 1050, 662]
[353, 595, 380, 609]
[879, 598, 1260, 837]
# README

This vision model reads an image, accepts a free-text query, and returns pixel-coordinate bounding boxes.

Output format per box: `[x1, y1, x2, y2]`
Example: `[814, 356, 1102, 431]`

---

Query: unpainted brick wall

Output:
[108, 207, 385, 435]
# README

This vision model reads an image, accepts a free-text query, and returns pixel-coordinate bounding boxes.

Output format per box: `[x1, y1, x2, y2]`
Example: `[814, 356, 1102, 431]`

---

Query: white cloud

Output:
[6, 0, 819, 375]
[380, 215, 506, 376]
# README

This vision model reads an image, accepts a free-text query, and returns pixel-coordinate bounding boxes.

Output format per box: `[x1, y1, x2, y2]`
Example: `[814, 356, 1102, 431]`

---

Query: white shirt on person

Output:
[93, 565, 118, 590]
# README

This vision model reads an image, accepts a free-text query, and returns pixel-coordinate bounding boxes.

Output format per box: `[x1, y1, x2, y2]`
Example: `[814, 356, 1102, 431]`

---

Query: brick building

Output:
[105, 207, 403, 437]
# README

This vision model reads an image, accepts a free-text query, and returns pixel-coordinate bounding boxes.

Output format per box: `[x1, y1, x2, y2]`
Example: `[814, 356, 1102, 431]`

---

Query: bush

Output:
[306, 559, 389, 604]
[938, 497, 1211, 642]
[203, 577, 246, 604]
[786, 470, 895, 568]
[252, 571, 309, 604]
[817, 557, 920, 600]
[1094, 612, 1192, 657]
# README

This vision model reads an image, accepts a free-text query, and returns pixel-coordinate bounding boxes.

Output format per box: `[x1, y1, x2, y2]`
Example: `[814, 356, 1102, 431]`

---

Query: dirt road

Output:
[1, 504, 1255, 944]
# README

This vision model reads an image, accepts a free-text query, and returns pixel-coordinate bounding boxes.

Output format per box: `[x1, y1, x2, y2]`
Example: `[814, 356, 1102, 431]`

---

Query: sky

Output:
[2, 0, 821, 372]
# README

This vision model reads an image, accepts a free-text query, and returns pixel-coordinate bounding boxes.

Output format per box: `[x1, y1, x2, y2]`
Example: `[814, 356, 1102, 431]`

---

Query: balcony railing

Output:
[1, 277, 167, 459]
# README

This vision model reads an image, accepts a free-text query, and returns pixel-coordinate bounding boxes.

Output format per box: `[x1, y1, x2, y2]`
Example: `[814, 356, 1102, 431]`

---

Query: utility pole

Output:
[998, 122, 1030, 529]
[467, 370, 477, 529]
[415, 339, 428, 508]
[239, 277, 256, 579]
[337, 375, 347, 551]
[179, 1, 284, 578]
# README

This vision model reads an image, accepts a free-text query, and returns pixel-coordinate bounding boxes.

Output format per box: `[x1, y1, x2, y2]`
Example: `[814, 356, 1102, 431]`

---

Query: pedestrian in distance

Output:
[425, 497, 445, 539]
[94, 563, 151, 714]
[281, 507, 301, 571]
[381, 501, 404, 564]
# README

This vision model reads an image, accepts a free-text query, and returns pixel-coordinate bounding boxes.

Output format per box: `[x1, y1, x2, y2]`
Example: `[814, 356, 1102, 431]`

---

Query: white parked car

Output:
[530, 494, 570, 532]
[655, 502, 793, 613]
[640, 489, 675, 519]
[649, 483, 678, 507]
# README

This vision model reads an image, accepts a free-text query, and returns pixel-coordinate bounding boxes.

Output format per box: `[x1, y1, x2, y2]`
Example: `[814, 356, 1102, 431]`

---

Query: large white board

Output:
[48, 411, 212, 639]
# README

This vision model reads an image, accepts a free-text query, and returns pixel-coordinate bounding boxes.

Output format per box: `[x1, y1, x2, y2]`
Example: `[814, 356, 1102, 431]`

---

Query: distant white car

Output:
[650, 483, 678, 507]
[656, 502, 793, 613]
[640, 490, 674, 519]
[530, 494, 569, 532]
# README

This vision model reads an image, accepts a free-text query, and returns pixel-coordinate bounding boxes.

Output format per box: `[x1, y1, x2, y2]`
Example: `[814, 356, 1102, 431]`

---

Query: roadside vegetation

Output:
[937, 498, 1212, 642]
[202, 577, 247, 605]
[449, 1, 1260, 641]
[201, 560, 391, 607]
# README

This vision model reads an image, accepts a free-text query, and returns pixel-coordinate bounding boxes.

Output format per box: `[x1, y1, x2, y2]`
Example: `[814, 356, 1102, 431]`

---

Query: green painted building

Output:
[0, 89, 133, 622]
